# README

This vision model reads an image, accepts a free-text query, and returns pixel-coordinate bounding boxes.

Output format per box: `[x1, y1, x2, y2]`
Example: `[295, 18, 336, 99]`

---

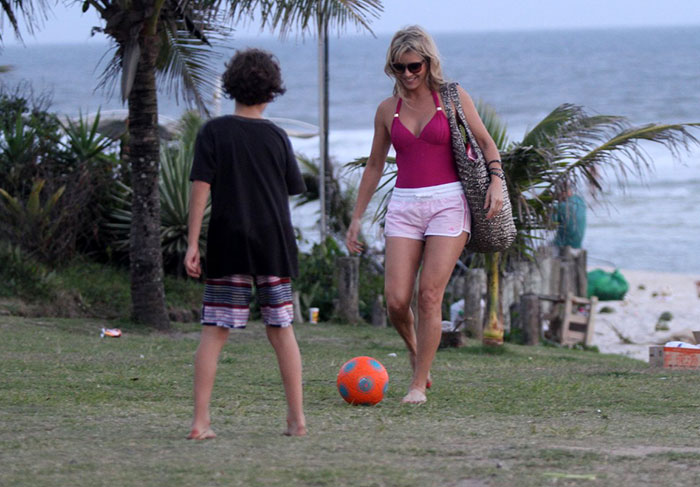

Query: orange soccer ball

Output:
[336, 356, 389, 405]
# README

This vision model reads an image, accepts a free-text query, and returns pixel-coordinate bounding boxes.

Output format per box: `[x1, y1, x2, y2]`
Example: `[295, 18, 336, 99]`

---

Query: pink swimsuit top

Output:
[390, 91, 459, 189]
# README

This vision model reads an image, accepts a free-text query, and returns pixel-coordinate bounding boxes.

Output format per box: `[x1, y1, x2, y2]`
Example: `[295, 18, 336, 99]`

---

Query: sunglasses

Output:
[391, 61, 425, 74]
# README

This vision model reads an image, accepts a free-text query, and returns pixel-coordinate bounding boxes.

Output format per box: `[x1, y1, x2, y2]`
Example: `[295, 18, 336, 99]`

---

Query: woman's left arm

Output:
[457, 85, 504, 219]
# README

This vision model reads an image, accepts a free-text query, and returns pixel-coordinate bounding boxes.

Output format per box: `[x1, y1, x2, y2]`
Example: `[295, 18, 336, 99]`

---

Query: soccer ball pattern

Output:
[336, 356, 389, 405]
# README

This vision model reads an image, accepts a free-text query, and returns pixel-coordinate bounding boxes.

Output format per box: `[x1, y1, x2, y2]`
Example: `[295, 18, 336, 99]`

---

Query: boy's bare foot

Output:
[283, 420, 307, 437]
[401, 388, 427, 404]
[187, 427, 216, 440]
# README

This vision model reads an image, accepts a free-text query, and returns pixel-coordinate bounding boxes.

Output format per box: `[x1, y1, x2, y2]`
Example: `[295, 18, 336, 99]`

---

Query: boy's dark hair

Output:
[221, 48, 286, 105]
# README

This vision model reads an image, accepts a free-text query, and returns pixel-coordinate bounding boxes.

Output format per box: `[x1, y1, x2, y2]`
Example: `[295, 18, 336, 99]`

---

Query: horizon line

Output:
[3, 23, 700, 47]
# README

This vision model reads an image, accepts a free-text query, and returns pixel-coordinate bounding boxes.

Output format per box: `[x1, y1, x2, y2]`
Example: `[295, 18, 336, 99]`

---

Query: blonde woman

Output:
[346, 26, 504, 404]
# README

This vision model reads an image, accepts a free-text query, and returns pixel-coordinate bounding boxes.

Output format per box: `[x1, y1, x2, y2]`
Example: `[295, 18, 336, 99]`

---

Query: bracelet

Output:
[488, 169, 505, 181]
[487, 159, 502, 167]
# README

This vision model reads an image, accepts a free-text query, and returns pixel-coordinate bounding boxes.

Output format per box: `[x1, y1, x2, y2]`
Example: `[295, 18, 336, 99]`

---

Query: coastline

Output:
[589, 267, 700, 362]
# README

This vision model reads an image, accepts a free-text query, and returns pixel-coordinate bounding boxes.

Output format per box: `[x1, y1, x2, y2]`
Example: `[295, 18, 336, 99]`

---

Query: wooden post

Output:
[292, 291, 303, 324]
[371, 294, 387, 328]
[575, 249, 588, 297]
[520, 293, 541, 345]
[336, 256, 360, 324]
[463, 268, 484, 341]
[560, 259, 574, 297]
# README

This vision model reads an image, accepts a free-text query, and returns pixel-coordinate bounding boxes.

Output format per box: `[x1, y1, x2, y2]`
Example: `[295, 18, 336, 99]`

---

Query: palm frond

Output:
[0, 0, 49, 44]
[520, 104, 587, 149]
[227, 0, 383, 37]
[571, 122, 700, 183]
[475, 99, 509, 151]
[155, 4, 231, 115]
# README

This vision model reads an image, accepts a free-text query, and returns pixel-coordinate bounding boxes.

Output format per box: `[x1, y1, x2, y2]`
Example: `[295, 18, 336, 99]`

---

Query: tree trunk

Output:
[127, 35, 169, 329]
[483, 252, 504, 346]
[463, 268, 484, 340]
[520, 293, 541, 345]
[336, 256, 361, 324]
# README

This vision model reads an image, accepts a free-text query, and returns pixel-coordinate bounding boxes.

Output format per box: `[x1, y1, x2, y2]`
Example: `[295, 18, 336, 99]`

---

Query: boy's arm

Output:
[184, 180, 211, 279]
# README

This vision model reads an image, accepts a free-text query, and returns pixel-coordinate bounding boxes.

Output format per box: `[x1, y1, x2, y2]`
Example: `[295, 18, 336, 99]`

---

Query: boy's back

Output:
[191, 115, 305, 279]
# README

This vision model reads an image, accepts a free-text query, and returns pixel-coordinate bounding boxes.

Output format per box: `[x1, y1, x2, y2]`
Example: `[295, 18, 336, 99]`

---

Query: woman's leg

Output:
[266, 325, 306, 436]
[384, 236, 424, 380]
[189, 325, 230, 439]
[403, 232, 468, 404]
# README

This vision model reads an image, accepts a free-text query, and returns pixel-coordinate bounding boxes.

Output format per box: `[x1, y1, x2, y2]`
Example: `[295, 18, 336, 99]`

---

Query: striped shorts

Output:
[201, 275, 294, 329]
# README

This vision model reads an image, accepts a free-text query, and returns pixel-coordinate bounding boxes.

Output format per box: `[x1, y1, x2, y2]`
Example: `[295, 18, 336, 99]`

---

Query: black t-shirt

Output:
[190, 115, 306, 278]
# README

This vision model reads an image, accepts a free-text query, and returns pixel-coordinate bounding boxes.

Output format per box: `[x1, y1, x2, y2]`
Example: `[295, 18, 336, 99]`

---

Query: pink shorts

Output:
[384, 182, 471, 241]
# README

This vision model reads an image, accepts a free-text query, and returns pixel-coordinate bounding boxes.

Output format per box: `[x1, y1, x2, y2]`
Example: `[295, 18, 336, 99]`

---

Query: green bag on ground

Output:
[587, 268, 629, 301]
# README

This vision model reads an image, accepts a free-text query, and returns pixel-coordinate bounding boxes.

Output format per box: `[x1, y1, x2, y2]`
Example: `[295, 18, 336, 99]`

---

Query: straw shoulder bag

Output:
[439, 82, 516, 253]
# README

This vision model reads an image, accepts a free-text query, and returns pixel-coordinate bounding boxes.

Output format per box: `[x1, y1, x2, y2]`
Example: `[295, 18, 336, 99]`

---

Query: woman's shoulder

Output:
[376, 96, 399, 115]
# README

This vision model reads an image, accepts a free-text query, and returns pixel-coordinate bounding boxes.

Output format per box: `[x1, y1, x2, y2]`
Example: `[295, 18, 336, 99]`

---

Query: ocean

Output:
[2, 27, 699, 274]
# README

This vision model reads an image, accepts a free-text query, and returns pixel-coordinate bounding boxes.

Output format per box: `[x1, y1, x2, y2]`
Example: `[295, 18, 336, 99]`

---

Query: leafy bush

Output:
[296, 238, 344, 321]
[0, 180, 67, 262]
[295, 238, 384, 323]
[0, 242, 57, 300]
[0, 88, 120, 263]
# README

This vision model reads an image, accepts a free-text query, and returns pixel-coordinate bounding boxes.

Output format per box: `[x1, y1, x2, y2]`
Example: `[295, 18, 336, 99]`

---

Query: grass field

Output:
[2, 315, 700, 486]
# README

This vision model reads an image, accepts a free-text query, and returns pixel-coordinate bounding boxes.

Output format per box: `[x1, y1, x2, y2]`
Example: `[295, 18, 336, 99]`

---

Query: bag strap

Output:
[440, 82, 486, 163]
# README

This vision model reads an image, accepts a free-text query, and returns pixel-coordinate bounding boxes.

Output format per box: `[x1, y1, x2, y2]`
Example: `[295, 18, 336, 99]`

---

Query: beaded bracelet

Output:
[487, 159, 502, 167]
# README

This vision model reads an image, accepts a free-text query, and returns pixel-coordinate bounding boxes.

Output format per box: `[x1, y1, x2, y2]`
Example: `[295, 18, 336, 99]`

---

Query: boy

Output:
[184, 48, 306, 438]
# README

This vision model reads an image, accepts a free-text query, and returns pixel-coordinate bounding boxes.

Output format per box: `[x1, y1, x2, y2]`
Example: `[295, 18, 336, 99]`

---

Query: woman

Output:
[345, 26, 504, 404]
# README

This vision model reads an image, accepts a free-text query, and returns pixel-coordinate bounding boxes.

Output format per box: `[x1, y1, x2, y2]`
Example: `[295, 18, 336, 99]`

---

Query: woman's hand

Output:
[484, 179, 504, 219]
[345, 218, 364, 254]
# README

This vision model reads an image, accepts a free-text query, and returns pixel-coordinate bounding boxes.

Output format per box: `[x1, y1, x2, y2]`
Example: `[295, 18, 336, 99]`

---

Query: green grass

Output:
[2, 316, 700, 486]
[0, 256, 203, 320]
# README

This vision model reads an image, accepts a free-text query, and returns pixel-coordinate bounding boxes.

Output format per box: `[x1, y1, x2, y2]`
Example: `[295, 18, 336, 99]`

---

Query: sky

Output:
[3, 0, 700, 45]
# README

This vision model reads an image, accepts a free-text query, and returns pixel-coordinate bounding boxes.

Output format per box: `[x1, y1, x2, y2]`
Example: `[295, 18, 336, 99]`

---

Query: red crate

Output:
[663, 347, 700, 370]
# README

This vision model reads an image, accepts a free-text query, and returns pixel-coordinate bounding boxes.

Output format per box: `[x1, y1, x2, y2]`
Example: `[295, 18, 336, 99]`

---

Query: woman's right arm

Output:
[345, 100, 393, 254]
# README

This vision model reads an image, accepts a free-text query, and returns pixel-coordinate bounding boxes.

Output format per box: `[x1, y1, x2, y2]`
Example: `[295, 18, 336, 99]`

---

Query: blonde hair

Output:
[384, 25, 445, 97]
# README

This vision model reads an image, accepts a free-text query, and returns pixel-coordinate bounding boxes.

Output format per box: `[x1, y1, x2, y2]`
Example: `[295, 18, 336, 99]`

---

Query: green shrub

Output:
[296, 238, 344, 321]
[295, 238, 385, 323]
[0, 89, 120, 263]
[0, 179, 67, 263]
[0, 242, 57, 300]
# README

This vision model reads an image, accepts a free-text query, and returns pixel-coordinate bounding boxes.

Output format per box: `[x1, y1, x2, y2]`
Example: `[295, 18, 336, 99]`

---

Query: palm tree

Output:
[481, 103, 700, 345]
[75, 1, 382, 328]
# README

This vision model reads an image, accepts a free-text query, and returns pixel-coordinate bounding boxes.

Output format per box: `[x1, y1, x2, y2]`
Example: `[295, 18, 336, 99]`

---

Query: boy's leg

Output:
[256, 275, 306, 436]
[189, 325, 230, 439]
[265, 326, 306, 436]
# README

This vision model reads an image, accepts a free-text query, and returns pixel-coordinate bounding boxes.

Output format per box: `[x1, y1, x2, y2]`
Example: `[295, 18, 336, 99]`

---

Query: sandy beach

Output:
[590, 268, 700, 362]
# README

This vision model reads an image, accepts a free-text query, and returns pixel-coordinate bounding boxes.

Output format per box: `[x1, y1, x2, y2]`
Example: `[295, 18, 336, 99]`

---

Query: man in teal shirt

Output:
[554, 193, 586, 249]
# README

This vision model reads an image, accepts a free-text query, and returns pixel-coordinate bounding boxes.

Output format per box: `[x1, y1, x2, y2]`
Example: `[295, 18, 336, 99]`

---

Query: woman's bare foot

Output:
[410, 352, 432, 389]
[401, 388, 427, 404]
[187, 427, 216, 440]
[283, 419, 307, 437]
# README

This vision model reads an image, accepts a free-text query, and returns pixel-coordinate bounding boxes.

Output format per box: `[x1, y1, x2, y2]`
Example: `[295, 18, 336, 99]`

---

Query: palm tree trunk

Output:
[127, 35, 169, 329]
[482, 252, 503, 346]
